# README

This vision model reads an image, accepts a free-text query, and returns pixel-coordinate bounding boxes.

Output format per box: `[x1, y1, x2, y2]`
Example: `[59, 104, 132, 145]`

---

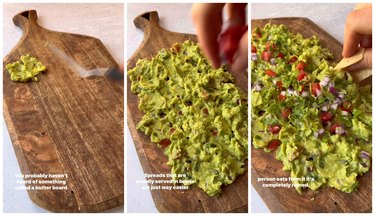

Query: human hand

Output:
[192, 3, 248, 72]
[343, 4, 372, 71]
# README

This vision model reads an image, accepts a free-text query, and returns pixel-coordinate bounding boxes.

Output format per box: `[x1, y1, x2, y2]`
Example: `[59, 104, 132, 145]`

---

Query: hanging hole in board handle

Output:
[133, 11, 160, 32]
[13, 10, 38, 30]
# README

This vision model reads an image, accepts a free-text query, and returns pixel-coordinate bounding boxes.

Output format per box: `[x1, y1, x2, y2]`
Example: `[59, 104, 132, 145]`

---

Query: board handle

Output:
[13, 10, 38, 30]
[133, 11, 160, 33]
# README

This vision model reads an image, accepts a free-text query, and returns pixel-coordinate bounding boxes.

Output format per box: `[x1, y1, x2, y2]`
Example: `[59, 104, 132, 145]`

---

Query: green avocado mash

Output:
[129, 41, 248, 196]
[251, 24, 371, 193]
[6, 54, 46, 82]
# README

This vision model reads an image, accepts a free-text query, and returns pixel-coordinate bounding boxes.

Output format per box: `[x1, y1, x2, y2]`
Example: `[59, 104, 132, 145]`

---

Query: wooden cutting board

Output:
[127, 11, 248, 213]
[251, 18, 372, 213]
[3, 10, 124, 212]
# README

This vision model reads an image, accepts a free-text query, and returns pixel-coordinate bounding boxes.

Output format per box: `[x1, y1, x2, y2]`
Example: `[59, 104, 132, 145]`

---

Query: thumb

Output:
[346, 48, 372, 71]
[230, 31, 248, 73]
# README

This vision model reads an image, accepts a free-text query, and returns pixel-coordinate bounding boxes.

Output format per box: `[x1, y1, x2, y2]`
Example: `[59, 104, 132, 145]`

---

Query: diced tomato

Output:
[251, 45, 257, 53]
[276, 81, 285, 90]
[340, 101, 353, 112]
[269, 125, 281, 134]
[320, 111, 334, 122]
[277, 52, 284, 58]
[211, 130, 218, 136]
[297, 71, 307, 81]
[261, 51, 271, 61]
[267, 139, 282, 150]
[265, 69, 277, 77]
[170, 128, 175, 134]
[160, 139, 171, 148]
[278, 93, 286, 101]
[265, 42, 277, 51]
[202, 108, 209, 115]
[281, 108, 292, 119]
[330, 123, 341, 134]
[288, 56, 298, 64]
[311, 83, 321, 96]
[296, 61, 306, 71]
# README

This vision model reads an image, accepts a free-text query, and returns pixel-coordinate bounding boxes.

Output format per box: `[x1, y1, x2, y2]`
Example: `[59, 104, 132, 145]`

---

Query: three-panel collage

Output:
[1, 1, 373, 215]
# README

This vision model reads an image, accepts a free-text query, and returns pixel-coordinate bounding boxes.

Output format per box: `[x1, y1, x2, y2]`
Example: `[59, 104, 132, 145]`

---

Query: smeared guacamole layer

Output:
[251, 24, 372, 193]
[129, 40, 248, 196]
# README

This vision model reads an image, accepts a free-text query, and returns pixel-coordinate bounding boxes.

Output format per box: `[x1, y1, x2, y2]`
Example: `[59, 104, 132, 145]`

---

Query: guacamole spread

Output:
[6, 54, 46, 82]
[129, 41, 248, 196]
[251, 24, 371, 193]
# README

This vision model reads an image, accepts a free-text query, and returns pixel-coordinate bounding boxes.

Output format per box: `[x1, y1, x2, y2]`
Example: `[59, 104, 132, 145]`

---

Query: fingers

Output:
[226, 3, 247, 26]
[230, 31, 248, 73]
[192, 3, 225, 68]
[346, 48, 372, 71]
[342, 6, 372, 57]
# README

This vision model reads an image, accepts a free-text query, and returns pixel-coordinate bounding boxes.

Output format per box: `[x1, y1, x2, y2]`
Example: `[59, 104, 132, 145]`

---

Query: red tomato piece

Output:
[330, 123, 341, 134]
[320, 111, 334, 122]
[251, 44, 257, 53]
[261, 51, 271, 61]
[277, 52, 284, 58]
[340, 101, 353, 112]
[281, 108, 292, 119]
[311, 83, 321, 96]
[297, 71, 307, 81]
[265, 69, 277, 77]
[278, 93, 286, 101]
[160, 139, 171, 148]
[269, 125, 281, 134]
[267, 139, 282, 150]
[288, 56, 298, 64]
[296, 61, 306, 71]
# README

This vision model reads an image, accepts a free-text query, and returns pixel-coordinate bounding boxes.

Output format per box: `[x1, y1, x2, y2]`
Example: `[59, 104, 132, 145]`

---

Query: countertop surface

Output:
[3, 3, 124, 213]
[251, 3, 355, 213]
[126, 3, 195, 213]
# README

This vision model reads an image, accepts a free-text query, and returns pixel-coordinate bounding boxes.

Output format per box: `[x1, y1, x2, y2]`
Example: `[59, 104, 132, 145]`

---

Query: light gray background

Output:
[251, 3, 355, 213]
[127, 3, 195, 213]
[3, 3, 124, 213]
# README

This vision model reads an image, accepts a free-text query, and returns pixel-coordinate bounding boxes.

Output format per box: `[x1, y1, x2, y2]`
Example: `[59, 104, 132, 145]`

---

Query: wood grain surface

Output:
[127, 11, 248, 213]
[3, 10, 124, 212]
[251, 17, 372, 213]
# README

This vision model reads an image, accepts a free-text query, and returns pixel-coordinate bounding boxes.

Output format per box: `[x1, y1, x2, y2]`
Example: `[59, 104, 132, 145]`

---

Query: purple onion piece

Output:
[360, 151, 370, 160]
[329, 86, 337, 95]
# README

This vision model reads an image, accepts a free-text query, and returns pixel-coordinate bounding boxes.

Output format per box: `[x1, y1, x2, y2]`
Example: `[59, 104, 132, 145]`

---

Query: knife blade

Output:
[45, 41, 123, 80]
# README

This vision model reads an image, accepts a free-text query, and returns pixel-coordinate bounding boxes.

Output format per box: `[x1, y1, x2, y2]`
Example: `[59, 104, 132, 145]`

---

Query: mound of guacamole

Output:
[251, 24, 371, 193]
[129, 41, 248, 196]
[6, 54, 46, 82]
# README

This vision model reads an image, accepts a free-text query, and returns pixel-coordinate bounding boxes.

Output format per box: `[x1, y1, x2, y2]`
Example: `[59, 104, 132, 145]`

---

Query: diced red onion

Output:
[251, 54, 258, 61]
[322, 105, 328, 111]
[331, 103, 338, 110]
[320, 77, 330, 87]
[287, 88, 295, 95]
[253, 83, 262, 92]
[334, 98, 342, 105]
[360, 151, 370, 159]
[329, 87, 337, 95]
[320, 80, 328, 87]
[338, 92, 345, 99]
[301, 91, 309, 97]
[342, 110, 349, 116]
[313, 132, 319, 138]
[268, 35, 272, 40]
[329, 81, 335, 88]
[270, 58, 276, 65]
[318, 128, 325, 134]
